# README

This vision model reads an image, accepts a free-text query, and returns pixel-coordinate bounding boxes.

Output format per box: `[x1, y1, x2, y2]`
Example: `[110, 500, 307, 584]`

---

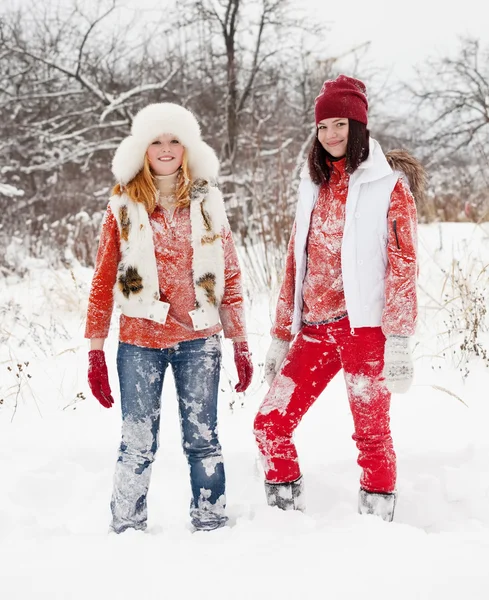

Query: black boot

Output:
[264, 476, 305, 511]
[358, 488, 397, 522]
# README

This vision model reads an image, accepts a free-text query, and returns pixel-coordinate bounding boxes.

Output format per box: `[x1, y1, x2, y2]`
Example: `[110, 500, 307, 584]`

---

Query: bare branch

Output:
[6, 43, 112, 105]
[99, 69, 179, 122]
[75, 0, 117, 79]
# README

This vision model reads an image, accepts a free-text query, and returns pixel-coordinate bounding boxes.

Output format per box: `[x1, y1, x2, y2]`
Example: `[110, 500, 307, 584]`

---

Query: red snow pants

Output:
[254, 317, 396, 493]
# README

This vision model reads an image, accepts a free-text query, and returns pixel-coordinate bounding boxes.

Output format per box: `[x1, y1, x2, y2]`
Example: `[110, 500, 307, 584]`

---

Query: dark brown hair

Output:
[307, 119, 370, 186]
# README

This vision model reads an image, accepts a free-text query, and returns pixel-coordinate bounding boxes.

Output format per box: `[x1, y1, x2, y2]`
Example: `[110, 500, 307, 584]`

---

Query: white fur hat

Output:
[112, 103, 219, 184]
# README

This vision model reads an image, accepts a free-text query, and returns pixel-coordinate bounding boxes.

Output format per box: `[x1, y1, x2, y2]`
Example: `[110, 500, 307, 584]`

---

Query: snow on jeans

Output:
[254, 317, 396, 494]
[111, 335, 227, 533]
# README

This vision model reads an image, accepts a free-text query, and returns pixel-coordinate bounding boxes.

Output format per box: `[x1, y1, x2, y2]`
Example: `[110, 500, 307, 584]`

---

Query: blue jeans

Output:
[110, 335, 227, 532]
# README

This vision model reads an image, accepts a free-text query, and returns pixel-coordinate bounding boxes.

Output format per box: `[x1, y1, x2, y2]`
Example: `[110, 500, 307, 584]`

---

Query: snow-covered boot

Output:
[264, 476, 305, 511]
[358, 488, 397, 522]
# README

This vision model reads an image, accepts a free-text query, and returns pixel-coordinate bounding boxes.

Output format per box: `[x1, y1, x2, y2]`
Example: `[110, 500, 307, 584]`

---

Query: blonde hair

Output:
[112, 150, 192, 214]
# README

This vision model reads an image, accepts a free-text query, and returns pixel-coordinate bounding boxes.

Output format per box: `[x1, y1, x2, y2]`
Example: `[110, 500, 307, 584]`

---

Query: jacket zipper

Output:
[393, 219, 401, 250]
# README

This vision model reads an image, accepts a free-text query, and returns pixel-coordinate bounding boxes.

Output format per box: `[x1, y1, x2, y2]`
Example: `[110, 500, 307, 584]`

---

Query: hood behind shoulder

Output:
[385, 149, 427, 205]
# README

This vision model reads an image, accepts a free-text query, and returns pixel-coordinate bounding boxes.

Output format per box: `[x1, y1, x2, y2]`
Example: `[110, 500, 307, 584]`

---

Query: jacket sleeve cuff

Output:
[270, 325, 293, 343]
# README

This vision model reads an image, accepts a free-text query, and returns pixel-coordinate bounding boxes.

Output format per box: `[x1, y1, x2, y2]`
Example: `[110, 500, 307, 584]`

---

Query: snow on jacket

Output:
[271, 138, 422, 341]
[301, 158, 348, 325]
[85, 184, 246, 349]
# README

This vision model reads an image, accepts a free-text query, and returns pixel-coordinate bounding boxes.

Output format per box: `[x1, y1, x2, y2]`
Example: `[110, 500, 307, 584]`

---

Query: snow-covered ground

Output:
[1, 223, 489, 599]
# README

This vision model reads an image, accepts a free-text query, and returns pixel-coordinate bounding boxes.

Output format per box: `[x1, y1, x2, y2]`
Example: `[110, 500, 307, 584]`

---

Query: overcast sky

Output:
[307, 0, 489, 79]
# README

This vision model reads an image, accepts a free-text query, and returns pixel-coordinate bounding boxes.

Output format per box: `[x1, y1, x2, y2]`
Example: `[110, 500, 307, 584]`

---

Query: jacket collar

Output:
[350, 138, 392, 186]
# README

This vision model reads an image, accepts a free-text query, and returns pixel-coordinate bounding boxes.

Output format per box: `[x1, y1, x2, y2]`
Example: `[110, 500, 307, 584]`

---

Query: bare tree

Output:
[405, 38, 489, 223]
[189, 0, 293, 172]
[410, 38, 489, 152]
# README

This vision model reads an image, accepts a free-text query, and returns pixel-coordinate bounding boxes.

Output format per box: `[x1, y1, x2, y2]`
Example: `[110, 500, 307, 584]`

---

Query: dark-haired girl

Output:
[253, 74, 424, 521]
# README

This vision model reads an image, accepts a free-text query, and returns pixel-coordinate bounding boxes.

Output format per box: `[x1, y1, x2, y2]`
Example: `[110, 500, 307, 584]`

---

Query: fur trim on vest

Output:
[112, 103, 219, 185]
[385, 150, 426, 206]
[109, 179, 228, 330]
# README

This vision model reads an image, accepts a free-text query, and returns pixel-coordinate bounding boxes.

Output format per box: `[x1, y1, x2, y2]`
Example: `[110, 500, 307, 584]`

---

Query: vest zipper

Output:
[393, 219, 401, 249]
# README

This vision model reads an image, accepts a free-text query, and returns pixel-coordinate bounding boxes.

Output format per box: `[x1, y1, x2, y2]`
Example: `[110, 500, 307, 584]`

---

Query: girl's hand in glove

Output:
[264, 338, 290, 386]
[88, 350, 114, 408]
[233, 341, 253, 393]
[382, 336, 413, 394]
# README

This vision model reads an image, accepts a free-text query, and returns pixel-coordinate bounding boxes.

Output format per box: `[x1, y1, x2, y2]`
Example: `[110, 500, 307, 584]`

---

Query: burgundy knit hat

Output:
[314, 74, 368, 125]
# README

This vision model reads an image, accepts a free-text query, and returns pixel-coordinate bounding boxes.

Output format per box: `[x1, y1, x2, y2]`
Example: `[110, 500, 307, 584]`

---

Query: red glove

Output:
[88, 350, 114, 408]
[233, 341, 253, 393]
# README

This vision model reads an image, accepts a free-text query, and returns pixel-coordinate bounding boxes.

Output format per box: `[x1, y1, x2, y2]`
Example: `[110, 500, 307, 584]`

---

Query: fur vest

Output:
[109, 179, 228, 331]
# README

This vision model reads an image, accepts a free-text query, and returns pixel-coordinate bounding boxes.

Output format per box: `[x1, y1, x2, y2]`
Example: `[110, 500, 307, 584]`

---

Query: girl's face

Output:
[146, 134, 185, 175]
[317, 118, 349, 158]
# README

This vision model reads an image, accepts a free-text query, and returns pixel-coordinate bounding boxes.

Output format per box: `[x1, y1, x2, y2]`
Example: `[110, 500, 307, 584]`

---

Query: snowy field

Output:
[1, 222, 489, 600]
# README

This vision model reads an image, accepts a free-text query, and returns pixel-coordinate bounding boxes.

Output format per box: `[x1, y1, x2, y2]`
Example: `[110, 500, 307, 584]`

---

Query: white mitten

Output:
[382, 335, 413, 394]
[264, 338, 290, 386]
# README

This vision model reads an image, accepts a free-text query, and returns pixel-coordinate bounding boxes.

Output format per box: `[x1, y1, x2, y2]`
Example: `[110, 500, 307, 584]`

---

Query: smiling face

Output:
[146, 133, 185, 175]
[317, 117, 349, 158]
